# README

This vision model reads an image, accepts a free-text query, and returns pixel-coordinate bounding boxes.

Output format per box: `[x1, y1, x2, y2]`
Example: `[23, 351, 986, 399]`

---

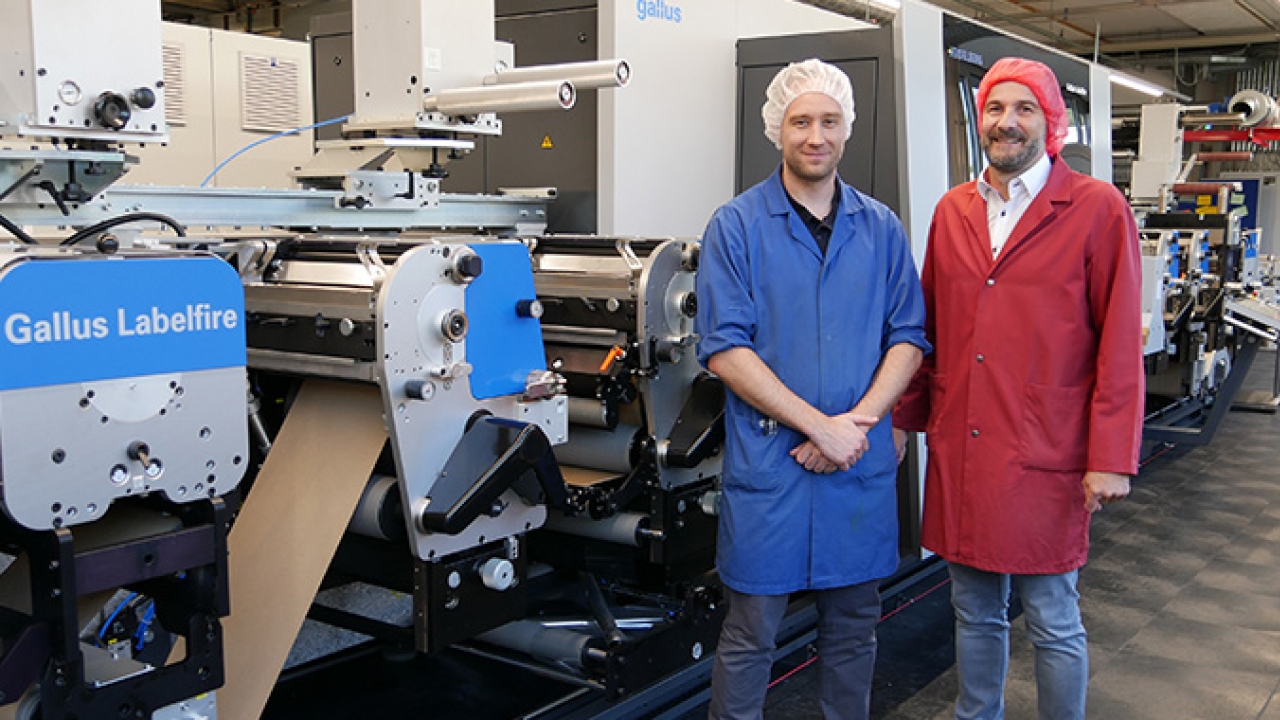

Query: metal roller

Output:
[1194, 152, 1254, 163]
[484, 59, 630, 90]
[542, 511, 650, 547]
[349, 474, 403, 541]
[476, 620, 599, 670]
[1228, 89, 1280, 128]
[567, 396, 617, 429]
[1180, 112, 1246, 127]
[554, 424, 641, 473]
[423, 80, 575, 115]
[1171, 182, 1242, 195]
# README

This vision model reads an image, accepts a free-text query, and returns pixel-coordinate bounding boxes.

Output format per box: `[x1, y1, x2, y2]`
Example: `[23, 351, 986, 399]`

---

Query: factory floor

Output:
[683, 348, 1280, 720]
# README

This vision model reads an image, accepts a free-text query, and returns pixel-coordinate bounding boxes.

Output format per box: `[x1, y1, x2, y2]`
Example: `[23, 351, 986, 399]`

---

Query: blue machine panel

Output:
[0, 255, 246, 391]
[465, 243, 545, 400]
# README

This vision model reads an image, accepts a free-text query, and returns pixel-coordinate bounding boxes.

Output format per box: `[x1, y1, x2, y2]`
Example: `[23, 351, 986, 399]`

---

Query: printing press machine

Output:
[1141, 207, 1279, 444]
[0, 0, 732, 716]
[0, 244, 244, 720]
[0, 1, 246, 717]
[1127, 101, 1280, 445]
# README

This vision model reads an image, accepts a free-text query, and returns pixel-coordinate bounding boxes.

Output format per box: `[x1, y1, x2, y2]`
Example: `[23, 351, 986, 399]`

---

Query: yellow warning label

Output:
[541, 135, 553, 149]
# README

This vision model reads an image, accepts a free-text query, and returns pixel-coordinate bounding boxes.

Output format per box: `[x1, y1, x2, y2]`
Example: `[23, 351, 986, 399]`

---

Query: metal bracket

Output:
[356, 242, 388, 288]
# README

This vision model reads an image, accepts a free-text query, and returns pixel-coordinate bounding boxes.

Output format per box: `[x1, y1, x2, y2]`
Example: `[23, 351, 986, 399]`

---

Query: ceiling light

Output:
[1110, 71, 1166, 98]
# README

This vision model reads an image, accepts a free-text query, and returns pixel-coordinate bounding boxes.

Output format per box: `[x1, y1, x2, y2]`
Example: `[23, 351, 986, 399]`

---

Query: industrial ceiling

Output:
[159, 0, 1280, 88]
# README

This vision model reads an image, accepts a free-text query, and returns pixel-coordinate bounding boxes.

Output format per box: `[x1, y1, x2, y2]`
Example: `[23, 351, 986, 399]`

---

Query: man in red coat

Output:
[893, 58, 1143, 720]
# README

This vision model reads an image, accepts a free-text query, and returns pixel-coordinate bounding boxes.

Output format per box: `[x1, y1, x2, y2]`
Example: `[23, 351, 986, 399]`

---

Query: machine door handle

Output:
[420, 417, 568, 535]
[664, 372, 725, 469]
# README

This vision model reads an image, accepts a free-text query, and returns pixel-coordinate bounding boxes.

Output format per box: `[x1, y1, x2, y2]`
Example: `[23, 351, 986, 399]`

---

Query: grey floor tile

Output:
[1076, 558, 1189, 613]
[1000, 674, 1037, 719]
[1099, 522, 1232, 565]
[1195, 558, 1280, 597]
[1244, 511, 1280, 534]
[1212, 538, 1280, 566]
[765, 686, 820, 719]
[878, 696, 954, 720]
[1079, 592, 1156, 653]
[1163, 585, 1280, 632]
[1087, 651, 1275, 720]
[1258, 687, 1280, 720]
[878, 672, 956, 720]
[1120, 614, 1280, 675]
[1173, 487, 1280, 515]
[1160, 501, 1264, 529]
[1005, 624, 1036, 684]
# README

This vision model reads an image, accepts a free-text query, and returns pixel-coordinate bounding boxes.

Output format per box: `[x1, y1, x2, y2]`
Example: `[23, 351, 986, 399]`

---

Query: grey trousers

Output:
[708, 581, 881, 720]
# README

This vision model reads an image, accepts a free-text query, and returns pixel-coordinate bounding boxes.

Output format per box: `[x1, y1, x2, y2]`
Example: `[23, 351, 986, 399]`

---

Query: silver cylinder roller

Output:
[423, 80, 575, 115]
[484, 59, 630, 90]
[1229, 89, 1280, 128]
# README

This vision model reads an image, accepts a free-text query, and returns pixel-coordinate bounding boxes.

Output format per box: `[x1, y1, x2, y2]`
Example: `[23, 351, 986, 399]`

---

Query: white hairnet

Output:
[761, 59, 856, 149]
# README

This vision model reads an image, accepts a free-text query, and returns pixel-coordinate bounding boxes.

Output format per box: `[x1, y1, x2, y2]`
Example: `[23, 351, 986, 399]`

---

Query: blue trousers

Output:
[708, 581, 880, 720]
[948, 562, 1088, 720]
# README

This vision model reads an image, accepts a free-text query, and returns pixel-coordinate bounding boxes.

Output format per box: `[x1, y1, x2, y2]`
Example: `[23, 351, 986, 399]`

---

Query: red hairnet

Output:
[976, 58, 1069, 156]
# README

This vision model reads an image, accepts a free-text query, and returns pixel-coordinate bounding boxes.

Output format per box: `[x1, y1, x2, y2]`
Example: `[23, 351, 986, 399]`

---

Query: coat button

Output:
[971, 429, 980, 437]
[986, 278, 995, 286]
[976, 354, 984, 363]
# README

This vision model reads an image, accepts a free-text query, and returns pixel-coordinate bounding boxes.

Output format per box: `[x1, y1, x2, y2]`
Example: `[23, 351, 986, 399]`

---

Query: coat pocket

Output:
[1021, 382, 1090, 472]
[854, 422, 897, 481]
[723, 407, 792, 492]
[925, 373, 947, 435]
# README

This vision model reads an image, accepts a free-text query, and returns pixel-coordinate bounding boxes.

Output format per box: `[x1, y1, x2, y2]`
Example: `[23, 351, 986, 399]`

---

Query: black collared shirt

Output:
[786, 185, 841, 256]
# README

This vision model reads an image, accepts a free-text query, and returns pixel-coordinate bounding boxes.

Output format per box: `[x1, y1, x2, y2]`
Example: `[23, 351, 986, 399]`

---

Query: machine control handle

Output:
[420, 417, 569, 535]
[93, 91, 132, 130]
[665, 372, 726, 468]
[479, 558, 516, 591]
[678, 292, 698, 318]
[452, 252, 484, 282]
[127, 441, 151, 466]
[131, 87, 157, 110]
[516, 299, 544, 319]
[404, 379, 435, 401]
[440, 309, 469, 342]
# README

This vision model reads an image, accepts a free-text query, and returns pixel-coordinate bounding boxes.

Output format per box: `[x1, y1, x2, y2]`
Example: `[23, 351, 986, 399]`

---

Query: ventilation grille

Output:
[240, 53, 301, 133]
[162, 42, 185, 126]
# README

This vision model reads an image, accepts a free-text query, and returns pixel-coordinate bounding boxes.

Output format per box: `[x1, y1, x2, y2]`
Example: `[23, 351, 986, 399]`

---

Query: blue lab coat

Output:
[696, 170, 929, 595]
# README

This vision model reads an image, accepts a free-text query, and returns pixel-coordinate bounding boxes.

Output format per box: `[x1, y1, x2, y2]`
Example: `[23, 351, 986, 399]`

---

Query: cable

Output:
[97, 592, 139, 645]
[1140, 441, 1178, 468]
[60, 212, 187, 246]
[0, 211, 38, 245]
[133, 600, 156, 651]
[200, 114, 351, 188]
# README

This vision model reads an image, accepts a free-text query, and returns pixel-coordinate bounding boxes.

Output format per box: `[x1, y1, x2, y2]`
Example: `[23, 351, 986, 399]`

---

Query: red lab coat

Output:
[895, 156, 1144, 574]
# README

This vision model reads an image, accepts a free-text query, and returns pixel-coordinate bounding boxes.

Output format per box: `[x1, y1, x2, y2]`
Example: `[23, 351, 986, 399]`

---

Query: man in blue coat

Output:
[697, 59, 930, 720]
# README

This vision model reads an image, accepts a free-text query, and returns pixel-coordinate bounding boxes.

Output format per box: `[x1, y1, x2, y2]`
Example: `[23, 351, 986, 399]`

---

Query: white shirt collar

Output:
[977, 152, 1052, 204]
